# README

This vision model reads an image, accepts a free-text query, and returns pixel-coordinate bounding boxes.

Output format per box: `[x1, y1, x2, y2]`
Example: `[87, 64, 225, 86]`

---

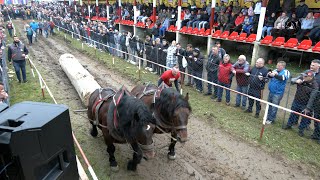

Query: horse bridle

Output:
[152, 107, 187, 131]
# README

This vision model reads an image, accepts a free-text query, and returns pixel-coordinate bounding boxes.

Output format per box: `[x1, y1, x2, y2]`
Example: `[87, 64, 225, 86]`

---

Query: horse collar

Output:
[113, 89, 125, 128]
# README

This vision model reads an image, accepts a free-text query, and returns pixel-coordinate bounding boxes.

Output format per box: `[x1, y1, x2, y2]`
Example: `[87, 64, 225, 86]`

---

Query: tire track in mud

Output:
[14, 19, 317, 180]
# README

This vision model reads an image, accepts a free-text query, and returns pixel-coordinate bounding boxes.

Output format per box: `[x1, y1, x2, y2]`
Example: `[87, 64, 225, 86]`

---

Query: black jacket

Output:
[206, 52, 220, 73]
[176, 48, 186, 70]
[144, 40, 153, 57]
[292, 77, 318, 109]
[190, 53, 204, 73]
[248, 66, 269, 90]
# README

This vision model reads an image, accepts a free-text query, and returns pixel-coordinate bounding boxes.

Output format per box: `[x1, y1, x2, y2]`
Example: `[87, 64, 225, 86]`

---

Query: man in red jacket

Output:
[216, 54, 233, 105]
[158, 65, 180, 92]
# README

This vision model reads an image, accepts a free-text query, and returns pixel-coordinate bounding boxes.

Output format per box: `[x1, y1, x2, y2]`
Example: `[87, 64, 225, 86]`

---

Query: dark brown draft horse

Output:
[87, 86, 156, 171]
[131, 83, 191, 160]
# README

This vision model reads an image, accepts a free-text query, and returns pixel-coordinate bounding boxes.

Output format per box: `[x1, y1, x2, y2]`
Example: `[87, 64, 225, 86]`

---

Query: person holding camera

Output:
[244, 58, 269, 118]
[284, 70, 318, 134]
[300, 60, 320, 142]
[266, 61, 290, 124]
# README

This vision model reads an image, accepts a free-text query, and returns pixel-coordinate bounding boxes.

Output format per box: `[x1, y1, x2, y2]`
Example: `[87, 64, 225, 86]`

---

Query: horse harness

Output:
[112, 88, 126, 129]
[92, 88, 115, 127]
[138, 83, 187, 133]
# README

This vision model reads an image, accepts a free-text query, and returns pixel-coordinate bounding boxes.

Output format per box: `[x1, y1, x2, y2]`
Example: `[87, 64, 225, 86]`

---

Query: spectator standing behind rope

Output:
[166, 40, 177, 69]
[158, 65, 180, 92]
[215, 41, 226, 60]
[284, 70, 318, 133]
[205, 45, 220, 99]
[175, 43, 186, 85]
[8, 36, 29, 83]
[158, 39, 169, 75]
[245, 58, 269, 118]
[144, 35, 153, 70]
[185, 44, 194, 86]
[216, 54, 233, 106]
[266, 61, 290, 124]
[232, 55, 250, 110]
[190, 48, 204, 93]
[302, 60, 320, 143]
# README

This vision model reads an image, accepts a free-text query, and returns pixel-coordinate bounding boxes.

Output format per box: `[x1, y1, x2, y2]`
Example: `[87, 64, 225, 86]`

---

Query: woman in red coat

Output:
[216, 54, 233, 105]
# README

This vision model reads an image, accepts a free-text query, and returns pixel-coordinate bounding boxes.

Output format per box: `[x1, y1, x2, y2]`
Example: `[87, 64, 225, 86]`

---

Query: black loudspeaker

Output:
[0, 101, 79, 180]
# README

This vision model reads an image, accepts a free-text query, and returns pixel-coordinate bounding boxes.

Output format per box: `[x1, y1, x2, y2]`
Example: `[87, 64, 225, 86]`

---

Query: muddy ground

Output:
[13, 20, 317, 180]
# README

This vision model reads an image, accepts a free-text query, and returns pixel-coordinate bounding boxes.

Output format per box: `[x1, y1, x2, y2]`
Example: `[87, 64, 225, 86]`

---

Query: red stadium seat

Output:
[91, 16, 98, 21]
[245, 34, 256, 43]
[283, 38, 298, 48]
[191, 28, 199, 34]
[198, 28, 205, 35]
[179, 26, 187, 33]
[260, 35, 273, 45]
[186, 27, 193, 34]
[167, 25, 174, 31]
[98, 17, 107, 22]
[204, 29, 211, 36]
[220, 31, 230, 39]
[271, 37, 285, 46]
[236, 33, 247, 41]
[312, 42, 320, 52]
[297, 40, 312, 50]
[212, 30, 221, 38]
[228, 31, 238, 40]
[314, 13, 320, 19]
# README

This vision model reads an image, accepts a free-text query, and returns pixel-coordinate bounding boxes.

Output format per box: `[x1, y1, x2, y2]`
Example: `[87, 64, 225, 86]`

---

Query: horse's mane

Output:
[116, 92, 155, 142]
[155, 88, 191, 120]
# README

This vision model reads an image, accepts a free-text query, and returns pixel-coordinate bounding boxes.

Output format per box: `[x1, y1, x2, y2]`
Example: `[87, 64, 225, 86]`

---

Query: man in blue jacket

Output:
[266, 61, 290, 124]
[30, 20, 39, 42]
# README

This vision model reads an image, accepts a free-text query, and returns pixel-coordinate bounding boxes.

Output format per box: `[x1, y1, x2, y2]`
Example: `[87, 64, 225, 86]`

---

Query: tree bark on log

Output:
[59, 54, 101, 106]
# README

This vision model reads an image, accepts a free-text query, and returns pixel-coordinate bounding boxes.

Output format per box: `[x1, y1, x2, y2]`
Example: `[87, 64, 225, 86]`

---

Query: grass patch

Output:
[56, 29, 320, 174]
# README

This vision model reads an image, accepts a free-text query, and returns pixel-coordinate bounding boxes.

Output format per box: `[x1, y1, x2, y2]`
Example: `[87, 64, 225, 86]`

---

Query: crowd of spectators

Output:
[2, 2, 320, 144]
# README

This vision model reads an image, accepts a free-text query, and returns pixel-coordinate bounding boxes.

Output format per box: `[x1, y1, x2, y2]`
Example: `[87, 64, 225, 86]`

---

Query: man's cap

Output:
[193, 48, 200, 53]
[301, 70, 314, 77]
[215, 40, 221, 44]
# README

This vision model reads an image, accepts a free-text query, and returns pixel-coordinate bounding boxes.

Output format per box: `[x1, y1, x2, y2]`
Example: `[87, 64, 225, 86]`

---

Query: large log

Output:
[59, 54, 101, 106]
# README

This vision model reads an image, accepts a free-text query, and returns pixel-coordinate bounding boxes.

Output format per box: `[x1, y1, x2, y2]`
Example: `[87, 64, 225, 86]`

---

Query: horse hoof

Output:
[90, 129, 98, 137]
[127, 160, 137, 171]
[110, 165, 119, 172]
[167, 154, 176, 160]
